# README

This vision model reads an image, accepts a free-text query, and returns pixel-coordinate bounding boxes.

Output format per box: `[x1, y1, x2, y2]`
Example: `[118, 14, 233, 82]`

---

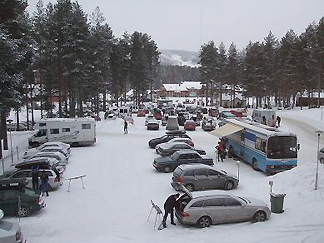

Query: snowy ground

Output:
[1, 107, 324, 243]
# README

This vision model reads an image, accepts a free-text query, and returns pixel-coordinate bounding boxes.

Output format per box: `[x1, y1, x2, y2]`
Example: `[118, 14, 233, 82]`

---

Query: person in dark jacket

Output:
[40, 171, 50, 196]
[31, 164, 39, 191]
[162, 193, 180, 228]
[276, 116, 281, 127]
[123, 119, 128, 134]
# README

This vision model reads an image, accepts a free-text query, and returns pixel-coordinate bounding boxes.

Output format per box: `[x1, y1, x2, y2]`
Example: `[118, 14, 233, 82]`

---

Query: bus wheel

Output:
[228, 146, 234, 158]
[252, 159, 259, 171]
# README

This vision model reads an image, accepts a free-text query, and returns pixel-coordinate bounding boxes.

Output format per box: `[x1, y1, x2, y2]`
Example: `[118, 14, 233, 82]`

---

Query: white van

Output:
[252, 109, 276, 127]
[118, 106, 131, 118]
[28, 118, 96, 147]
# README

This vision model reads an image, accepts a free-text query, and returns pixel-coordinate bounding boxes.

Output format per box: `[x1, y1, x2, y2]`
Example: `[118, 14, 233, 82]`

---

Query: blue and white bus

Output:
[216, 119, 299, 174]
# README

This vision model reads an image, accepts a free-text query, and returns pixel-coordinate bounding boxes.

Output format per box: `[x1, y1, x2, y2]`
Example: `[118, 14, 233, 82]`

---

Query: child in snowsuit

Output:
[40, 171, 50, 196]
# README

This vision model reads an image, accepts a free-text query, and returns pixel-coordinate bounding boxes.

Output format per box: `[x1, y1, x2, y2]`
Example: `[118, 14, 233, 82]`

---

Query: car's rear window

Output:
[190, 200, 204, 208]
[173, 167, 183, 176]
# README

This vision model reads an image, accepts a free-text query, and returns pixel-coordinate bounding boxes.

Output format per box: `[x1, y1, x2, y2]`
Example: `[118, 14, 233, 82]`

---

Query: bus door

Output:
[240, 132, 245, 159]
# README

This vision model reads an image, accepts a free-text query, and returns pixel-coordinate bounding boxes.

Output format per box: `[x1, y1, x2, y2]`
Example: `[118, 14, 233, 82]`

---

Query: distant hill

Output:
[159, 49, 199, 67]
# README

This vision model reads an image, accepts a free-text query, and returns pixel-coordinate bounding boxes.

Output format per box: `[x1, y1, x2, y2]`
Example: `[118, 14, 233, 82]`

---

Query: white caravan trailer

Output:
[118, 106, 131, 118]
[252, 109, 277, 127]
[28, 118, 96, 147]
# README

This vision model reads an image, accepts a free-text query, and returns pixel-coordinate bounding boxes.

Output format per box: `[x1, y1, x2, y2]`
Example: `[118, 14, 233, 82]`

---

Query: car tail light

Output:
[54, 176, 60, 182]
[182, 212, 190, 217]
[36, 197, 41, 205]
[16, 230, 22, 241]
[177, 176, 183, 183]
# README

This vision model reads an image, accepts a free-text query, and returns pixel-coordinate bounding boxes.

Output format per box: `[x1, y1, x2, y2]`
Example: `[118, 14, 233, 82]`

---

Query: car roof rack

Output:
[165, 130, 186, 135]
[0, 178, 27, 190]
[15, 158, 51, 169]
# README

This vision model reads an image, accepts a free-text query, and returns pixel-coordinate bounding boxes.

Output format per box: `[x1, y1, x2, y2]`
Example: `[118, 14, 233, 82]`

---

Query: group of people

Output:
[31, 164, 51, 196]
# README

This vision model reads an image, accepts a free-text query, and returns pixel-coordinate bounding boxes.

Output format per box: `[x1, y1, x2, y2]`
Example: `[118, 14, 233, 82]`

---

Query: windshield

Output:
[267, 136, 297, 159]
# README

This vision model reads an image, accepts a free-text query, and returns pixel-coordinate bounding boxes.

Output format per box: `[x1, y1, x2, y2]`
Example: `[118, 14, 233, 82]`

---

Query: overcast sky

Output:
[27, 0, 324, 52]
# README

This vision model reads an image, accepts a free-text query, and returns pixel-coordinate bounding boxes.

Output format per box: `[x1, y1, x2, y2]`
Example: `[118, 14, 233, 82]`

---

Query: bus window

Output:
[255, 137, 266, 153]
[267, 136, 297, 159]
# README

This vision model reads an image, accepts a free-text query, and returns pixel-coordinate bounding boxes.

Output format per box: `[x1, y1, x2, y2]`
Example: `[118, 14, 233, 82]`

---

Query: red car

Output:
[184, 120, 196, 131]
[137, 109, 146, 117]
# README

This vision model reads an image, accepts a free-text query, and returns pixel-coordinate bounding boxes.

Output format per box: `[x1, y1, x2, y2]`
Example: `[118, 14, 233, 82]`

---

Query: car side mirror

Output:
[297, 144, 300, 150]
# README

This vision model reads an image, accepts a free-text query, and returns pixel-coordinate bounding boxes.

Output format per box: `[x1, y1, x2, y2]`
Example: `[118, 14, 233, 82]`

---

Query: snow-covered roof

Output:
[181, 81, 202, 90]
[163, 81, 202, 92]
[163, 84, 188, 92]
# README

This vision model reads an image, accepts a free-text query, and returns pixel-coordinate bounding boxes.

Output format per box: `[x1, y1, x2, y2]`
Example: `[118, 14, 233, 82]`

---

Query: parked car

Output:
[147, 120, 160, 130]
[175, 188, 271, 228]
[0, 165, 62, 190]
[145, 114, 155, 126]
[6, 123, 28, 132]
[163, 137, 194, 147]
[25, 141, 71, 156]
[152, 150, 214, 173]
[208, 107, 219, 117]
[36, 147, 69, 160]
[218, 110, 237, 120]
[148, 132, 191, 149]
[184, 120, 196, 131]
[318, 147, 324, 164]
[17, 157, 65, 172]
[0, 209, 25, 242]
[137, 109, 146, 117]
[153, 108, 162, 120]
[107, 113, 117, 120]
[24, 145, 69, 161]
[28, 151, 68, 166]
[202, 117, 216, 131]
[171, 164, 238, 191]
[190, 114, 201, 126]
[156, 142, 206, 157]
[0, 178, 46, 217]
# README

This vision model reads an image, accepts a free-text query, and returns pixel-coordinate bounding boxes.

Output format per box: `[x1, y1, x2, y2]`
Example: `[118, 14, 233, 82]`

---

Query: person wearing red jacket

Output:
[216, 139, 225, 162]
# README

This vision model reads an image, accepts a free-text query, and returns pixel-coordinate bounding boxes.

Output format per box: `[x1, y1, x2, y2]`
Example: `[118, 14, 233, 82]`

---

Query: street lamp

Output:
[6, 119, 14, 164]
[315, 130, 323, 190]
[236, 160, 240, 181]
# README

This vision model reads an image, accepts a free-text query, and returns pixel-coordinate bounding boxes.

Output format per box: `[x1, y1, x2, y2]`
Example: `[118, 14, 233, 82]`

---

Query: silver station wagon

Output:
[171, 164, 238, 191]
[175, 188, 271, 228]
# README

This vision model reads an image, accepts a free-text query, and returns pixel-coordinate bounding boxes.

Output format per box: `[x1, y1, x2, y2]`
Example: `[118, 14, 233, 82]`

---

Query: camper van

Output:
[252, 109, 276, 127]
[28, 118, 96, 147]
[118, 106, 131, 118]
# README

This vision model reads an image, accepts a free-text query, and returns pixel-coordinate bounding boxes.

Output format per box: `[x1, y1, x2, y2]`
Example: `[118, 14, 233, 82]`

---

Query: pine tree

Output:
[227, 43, 239, 107]
[89, 6, 114, 114]
[199, 41, 219, 105]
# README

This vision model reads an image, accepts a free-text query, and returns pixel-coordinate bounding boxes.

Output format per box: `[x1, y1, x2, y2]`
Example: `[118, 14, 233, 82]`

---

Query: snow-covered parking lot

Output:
[3, 108, 324, 243]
